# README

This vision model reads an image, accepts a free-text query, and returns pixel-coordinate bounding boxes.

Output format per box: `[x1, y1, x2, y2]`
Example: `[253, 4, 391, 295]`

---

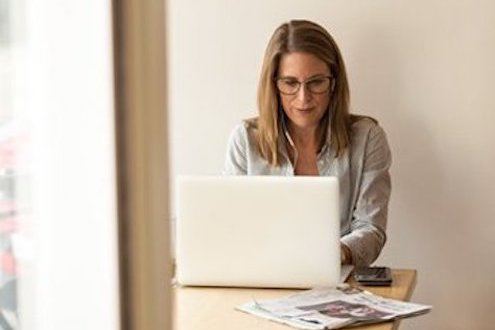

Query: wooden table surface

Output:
[173, 269, 417, 330]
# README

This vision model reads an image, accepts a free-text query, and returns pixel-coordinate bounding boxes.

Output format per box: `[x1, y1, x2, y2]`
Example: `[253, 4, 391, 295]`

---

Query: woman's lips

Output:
[295, 107, 314, 112]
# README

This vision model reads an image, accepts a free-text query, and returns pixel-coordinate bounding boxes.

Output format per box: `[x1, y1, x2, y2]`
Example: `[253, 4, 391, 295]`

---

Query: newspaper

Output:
[237, 285, 431, 329]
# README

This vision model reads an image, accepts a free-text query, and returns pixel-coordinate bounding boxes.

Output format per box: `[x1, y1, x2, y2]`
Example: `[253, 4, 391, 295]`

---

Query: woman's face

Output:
[277, 52, 331, 133]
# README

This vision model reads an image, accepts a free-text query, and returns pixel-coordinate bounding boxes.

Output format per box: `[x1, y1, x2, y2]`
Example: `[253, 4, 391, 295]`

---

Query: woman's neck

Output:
[287, 124, 319, 151]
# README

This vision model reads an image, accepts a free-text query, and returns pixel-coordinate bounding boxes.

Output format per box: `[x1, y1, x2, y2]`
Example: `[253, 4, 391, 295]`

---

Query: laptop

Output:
[175, 175, 341, 288]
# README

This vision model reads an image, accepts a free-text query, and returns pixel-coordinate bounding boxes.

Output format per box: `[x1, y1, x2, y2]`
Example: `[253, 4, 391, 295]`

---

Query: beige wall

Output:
[168, 1, 495, 329]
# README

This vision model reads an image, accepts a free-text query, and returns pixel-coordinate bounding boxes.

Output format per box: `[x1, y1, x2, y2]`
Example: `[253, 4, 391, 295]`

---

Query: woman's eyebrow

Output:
[307, 73, 330, 79]
[278, 73, 329, 80]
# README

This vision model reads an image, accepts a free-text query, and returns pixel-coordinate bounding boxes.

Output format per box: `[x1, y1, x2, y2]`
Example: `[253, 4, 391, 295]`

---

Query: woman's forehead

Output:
[278, 51, 330, 78]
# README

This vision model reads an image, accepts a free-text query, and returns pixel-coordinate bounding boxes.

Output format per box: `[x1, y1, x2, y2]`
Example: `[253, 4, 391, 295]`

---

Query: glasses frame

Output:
[274, 75, 334, 95]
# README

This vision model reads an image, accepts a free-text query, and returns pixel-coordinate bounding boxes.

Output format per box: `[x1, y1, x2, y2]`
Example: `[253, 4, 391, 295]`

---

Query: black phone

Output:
[353, 267, 392, 286]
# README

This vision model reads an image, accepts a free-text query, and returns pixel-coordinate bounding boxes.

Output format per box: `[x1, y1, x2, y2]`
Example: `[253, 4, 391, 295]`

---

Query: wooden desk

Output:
[173, 269, 417, 330]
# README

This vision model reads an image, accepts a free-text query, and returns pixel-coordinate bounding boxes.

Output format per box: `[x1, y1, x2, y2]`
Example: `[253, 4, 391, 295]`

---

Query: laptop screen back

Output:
[176, 175, 340, 288]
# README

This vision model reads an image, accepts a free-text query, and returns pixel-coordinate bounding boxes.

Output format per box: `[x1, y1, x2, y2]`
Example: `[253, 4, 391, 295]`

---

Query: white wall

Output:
[168, 1, 495, 329]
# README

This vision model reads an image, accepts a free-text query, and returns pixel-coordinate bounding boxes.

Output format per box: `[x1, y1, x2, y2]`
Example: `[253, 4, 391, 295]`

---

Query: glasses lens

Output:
[276, 79, 299, 94]
[276, 77, 332, 95]
[277, 79, 300, 94]
[306, 77, 331, 94]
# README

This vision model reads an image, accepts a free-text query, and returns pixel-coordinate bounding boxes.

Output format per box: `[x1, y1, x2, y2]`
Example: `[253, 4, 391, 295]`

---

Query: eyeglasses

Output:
[275, 75, 334, 95]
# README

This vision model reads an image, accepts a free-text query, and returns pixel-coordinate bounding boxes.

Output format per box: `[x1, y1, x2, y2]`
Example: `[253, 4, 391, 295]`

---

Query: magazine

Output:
[237, 284, 431, 329]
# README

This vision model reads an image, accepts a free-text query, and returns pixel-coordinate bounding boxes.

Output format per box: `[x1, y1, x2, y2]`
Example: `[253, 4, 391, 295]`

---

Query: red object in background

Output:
[0, 137, 16, 169]
[0, 251, 16, 275]
[0, 218, 17, 234]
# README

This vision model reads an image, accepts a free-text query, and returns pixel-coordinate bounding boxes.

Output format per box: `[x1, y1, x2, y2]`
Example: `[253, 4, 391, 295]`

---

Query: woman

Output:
[223, 20, 391, 267]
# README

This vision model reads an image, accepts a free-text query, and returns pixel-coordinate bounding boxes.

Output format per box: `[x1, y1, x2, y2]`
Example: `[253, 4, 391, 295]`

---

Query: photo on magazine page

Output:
[297, 300, 392, 322]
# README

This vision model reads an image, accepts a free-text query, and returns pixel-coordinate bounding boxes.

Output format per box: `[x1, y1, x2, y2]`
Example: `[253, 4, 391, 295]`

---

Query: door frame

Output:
[112, 0, 171, 329]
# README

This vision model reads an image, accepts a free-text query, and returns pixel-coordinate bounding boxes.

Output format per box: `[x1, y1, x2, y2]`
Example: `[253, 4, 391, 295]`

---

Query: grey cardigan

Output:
[223, 117, 392, 267]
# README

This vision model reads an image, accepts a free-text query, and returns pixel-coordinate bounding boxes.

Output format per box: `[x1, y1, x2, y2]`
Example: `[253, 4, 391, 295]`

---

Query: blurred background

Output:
[1, 0, 119, 329]
[167, 1, 495, 329]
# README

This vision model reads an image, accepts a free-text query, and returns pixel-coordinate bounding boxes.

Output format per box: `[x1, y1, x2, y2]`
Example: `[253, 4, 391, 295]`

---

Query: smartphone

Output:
[353, 267, 392, 286]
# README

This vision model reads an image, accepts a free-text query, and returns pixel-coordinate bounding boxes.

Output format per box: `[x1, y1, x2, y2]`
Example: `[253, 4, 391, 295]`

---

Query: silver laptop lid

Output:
[176, 175, 340, 288]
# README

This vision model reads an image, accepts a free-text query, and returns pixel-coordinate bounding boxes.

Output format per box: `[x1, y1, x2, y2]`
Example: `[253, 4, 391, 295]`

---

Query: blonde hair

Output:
[252, 19, 354, 166]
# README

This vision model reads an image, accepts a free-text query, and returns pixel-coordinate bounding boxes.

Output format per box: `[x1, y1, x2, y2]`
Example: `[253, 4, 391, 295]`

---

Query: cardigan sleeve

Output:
[341, 123, 392, 267]
[223, 123, 248, 175]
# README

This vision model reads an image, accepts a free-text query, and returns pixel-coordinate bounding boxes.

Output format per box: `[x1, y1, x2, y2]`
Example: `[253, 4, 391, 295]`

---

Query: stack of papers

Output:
[237, 285, 431, 329]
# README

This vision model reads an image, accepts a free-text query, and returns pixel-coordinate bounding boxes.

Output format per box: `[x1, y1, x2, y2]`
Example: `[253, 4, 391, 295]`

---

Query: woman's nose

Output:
[296, 84, 312, 102]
